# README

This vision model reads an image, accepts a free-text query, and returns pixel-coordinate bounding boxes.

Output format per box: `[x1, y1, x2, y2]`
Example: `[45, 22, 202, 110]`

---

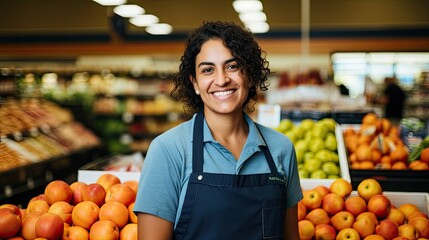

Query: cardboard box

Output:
[78, 152, 142, 184]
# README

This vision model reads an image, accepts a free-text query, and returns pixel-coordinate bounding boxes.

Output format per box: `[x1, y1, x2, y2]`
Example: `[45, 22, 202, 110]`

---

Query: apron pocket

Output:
[262, 199, 285, 239]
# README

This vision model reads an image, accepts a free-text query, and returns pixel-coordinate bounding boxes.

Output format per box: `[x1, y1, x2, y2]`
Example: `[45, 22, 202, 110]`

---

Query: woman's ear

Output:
[190, 75, 200, 95]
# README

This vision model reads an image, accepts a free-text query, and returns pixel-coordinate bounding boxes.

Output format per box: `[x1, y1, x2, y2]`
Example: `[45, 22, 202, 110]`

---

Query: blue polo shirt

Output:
[134, 113, 303, 226]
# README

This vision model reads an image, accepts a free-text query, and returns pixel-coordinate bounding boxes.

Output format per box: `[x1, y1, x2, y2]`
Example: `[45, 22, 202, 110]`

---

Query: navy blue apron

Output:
[174, 112, 287, 240]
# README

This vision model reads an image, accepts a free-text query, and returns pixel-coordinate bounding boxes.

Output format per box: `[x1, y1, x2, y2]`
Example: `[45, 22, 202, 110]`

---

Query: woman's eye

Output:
[226, 64, 239, 71]
[201, 67, 213, 74]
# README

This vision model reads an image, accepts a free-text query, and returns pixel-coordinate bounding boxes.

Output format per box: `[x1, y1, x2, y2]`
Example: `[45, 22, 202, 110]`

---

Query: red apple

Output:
[375, 219, 399, 240]
[353, 215, 376, 238]
[29, 194, 48, 204]
[398, 203, 420, 220]
[48, 201, 74, 225]
[363, 234, 386, 240]
[63, 226, 89, 240]
[336, 227, 360, 240]
[331, 211, 355, 231]
[329, 178, 353, 198]
[96, 173, 121, 191]
[357, 212, 379, 226]
[302, 189, 323, 210]
[314, 185, 330, 198]
[82, 183, 106, 207]
[322, 192, 345, 216]
[71, 201, 100, 230]
[408, 217, 429, 238]
[0, 204, 22, 219]
[297, 201, 307, 221]
[0, 208, 21, 239]
[21, 212, 42, 240]
[357, 178, 383, 202]
[44, 180, 73, 205]
[345, 196, 367, 217]
[105, 183, 136, 207]
[398, 224, 418, 240]
[314, 223, 336, 240]
[70, 182, 87, 205]
[26, 199, 50, 214]
[368, 194, 391, 219]
[89, 220, 120, 240]
[298, 220, 315, 240]
[305, 208, 330, 226]
[35, 212, 64, 240]
[386, 208, 405, 226]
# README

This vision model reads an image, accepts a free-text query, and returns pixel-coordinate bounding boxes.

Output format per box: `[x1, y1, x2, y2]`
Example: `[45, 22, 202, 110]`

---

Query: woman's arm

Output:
[138, 213, 174, 240]
[284, 204, 299, 240]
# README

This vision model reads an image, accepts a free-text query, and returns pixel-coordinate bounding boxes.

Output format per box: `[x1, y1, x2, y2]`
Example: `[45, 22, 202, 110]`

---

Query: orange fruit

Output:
[360, 161, 375, 169]
[390, 146, 408, 163]
[362, 112, 379, 125]
[409, 161, 429, 170]
[391, 161, 407, 170]
[380, 155, 392, 164]
[355, 144, 372, 162]
[371, 149, 382, 163]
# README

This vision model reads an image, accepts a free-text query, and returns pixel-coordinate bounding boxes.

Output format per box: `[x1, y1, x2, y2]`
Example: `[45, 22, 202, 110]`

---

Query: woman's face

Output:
[191, 38, 248, 116]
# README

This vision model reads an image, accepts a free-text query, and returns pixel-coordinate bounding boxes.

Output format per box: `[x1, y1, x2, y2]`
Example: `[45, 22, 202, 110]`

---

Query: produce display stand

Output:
[0, 145, 103, 206]
[339, 124, 429, 193]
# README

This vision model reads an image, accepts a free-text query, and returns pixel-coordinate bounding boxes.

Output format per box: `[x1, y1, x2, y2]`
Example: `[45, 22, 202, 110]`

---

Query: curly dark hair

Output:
[170, 21, 270, 115]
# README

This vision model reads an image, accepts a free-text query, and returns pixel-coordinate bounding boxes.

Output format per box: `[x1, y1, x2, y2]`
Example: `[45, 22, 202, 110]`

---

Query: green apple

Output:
[278, 119, 294, 133]
[295, 148, 305, 163]
[295, 139, 309, 152]
[310, 169, 328, 179]
[315, 149, 339, 163]
[300, 119, 315, 131]
[309, 137, 325, 153]
[298, 168, 310, 179]
[303, 152, 314, 162]
[319, 118, 337, 133]
[304, 158, 322, 173]
[292, 126, 306, 140]
[311, 122, 328, 139]
[328, 175, 340, 179]
[322, 162, 340, 175]
[284, 131, 297, 143]
[325, 133, 338, 151]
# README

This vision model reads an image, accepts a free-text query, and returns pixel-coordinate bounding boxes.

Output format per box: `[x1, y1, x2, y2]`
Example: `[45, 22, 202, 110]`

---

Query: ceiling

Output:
[1, 0, 429, 38]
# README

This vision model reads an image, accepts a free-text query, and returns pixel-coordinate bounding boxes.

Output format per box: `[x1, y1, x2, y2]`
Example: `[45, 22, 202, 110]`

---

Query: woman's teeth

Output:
[213, 90, 234, 97]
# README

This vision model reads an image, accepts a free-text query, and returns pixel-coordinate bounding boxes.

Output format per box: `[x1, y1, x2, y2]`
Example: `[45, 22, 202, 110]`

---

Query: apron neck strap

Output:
[192, 111, 204, 172]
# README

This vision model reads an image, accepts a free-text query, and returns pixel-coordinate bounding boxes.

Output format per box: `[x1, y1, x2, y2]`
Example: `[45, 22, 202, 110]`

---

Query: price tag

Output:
[40, 124, 51, 134]
[257, 104, 281, 129]
[120, 133, 133, 145]
[13, 131, 23, 141]
[122, 112, 134, 123]
[29, 127, 39, 137]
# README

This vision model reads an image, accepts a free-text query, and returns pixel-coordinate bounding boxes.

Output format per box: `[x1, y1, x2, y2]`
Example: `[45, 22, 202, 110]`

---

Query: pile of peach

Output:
[299, 178, 429, 240]
[0, 173, 138, 240]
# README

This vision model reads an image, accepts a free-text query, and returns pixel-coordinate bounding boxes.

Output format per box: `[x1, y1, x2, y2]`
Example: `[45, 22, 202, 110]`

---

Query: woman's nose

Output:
[214, 70, 230, 85]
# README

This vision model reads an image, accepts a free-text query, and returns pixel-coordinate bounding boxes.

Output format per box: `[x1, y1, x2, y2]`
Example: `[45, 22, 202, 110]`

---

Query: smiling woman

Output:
[133, 21, 303, 240]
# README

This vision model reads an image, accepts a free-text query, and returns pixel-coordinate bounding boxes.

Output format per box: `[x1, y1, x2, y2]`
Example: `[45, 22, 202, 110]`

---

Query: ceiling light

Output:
[113, 5, 144, 18]
[233, 0, 263, 13]
[130, 14, 159, 27]
[239, 11, 266, 22]
[146, 23, 173, 35]
[92, 0, 126, 6]
[245, 21, 269, 33]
